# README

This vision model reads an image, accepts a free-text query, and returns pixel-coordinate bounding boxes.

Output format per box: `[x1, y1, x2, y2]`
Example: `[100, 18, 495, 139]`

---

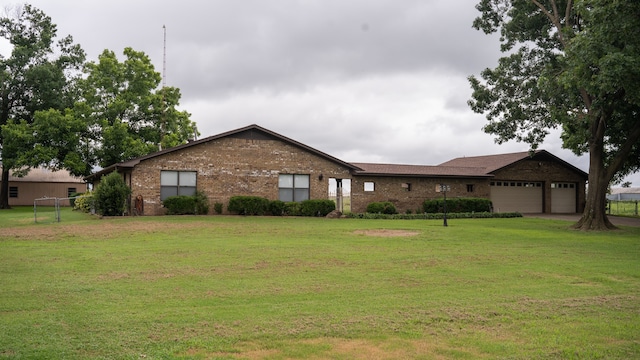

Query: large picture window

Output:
[161, 171, 197, 200]
[278, 174, 310, 202]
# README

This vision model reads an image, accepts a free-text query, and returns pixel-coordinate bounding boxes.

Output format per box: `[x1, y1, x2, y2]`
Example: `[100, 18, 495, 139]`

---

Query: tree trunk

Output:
[0, 168, 11, 209]
[573, 146, 615, 230]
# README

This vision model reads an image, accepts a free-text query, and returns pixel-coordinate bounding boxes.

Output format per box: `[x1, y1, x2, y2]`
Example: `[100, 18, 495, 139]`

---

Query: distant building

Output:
[0, 167, 87, 206]
[607, 187, 640, 201]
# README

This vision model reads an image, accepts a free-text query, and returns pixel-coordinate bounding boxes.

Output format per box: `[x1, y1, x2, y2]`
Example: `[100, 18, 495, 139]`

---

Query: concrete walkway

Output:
[524, 214, 640, 227]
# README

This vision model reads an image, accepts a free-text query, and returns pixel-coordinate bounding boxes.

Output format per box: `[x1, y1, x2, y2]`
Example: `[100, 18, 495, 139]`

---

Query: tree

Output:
[77, 48, 198, 168]
[468, 0, 640, 230]
[0, 5, 85, 208]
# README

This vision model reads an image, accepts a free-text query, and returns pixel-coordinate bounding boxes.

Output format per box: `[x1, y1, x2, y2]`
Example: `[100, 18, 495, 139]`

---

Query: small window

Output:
[402, 183, 412, 191]
[364, 182, 375, 192]
[466, 184, 474, 193]
[68, 188, 77, 197]
[9, 186, 18, 198]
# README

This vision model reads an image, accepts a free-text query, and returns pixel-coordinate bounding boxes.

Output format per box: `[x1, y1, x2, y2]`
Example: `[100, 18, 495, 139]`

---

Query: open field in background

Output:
[608, 200, 640, 217]
[1, 207, 639, 359]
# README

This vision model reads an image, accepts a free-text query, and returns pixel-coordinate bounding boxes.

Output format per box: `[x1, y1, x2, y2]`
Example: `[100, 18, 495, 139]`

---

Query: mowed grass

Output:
[1, 207, 639, 359]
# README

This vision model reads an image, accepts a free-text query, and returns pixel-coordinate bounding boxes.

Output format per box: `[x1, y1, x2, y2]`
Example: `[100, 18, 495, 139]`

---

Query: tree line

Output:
[0, 4, 197, 209]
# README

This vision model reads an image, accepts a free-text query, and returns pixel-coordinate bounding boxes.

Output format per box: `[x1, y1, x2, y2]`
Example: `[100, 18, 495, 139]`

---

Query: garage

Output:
[490, 181, 543, 213]
[551, 182, 576, 213]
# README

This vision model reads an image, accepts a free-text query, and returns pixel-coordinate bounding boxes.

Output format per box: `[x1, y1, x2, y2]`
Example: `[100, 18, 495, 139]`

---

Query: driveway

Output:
[524, 214, 640, 227]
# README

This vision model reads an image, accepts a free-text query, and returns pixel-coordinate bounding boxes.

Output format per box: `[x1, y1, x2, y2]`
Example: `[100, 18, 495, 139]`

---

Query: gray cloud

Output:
[17, 1, 639, 184]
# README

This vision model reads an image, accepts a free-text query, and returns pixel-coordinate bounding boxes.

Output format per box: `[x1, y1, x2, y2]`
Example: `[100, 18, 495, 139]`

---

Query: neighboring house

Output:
[85, 124, 588, 215]
[0, 167, 88, 206]
[607, 187, 640, 201]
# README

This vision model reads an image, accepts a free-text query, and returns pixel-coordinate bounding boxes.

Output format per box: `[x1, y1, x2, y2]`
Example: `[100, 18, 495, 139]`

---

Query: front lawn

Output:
[1, 208, 638, 359]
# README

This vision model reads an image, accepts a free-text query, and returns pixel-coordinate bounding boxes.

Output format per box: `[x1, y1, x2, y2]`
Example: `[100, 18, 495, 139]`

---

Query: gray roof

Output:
[2, 167, 85, 183]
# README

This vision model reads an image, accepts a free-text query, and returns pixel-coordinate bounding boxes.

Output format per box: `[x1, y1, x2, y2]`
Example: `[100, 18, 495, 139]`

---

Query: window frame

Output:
[278, 174, 310, 202]
[364, 182, 375, 192]
[9, 186, 18, 198]
[160, 170, 197, 201]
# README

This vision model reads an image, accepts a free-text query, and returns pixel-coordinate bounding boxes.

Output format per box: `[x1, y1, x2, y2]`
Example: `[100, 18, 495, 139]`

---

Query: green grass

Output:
[1, 207, 639, 359]
[608, 200, 640, 217]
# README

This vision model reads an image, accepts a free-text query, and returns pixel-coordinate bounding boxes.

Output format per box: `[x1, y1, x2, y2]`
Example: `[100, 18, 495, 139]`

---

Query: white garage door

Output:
[551, 183, 576, 213]
[490, 181, 543, 213]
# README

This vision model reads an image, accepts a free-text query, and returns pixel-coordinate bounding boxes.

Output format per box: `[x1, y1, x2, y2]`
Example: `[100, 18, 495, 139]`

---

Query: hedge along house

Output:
[0, 166, 87, 206]
[84, 124, 359, 215]
[85, 124, 588, 215]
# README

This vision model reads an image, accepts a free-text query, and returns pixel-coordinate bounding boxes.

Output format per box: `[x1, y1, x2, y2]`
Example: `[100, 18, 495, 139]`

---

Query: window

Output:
[9, 187, 18, 198]
[161, 171, 197, 200]
[402, 183, 412, 191]
[467, 184, 474, 193]
[279, 174, 309, 202]
[364, 182, 375, 192]
[68, 188, 77, 197]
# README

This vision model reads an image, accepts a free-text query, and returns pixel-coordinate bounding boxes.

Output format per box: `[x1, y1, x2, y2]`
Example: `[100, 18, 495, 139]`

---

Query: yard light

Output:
[440, 184, 450, 227]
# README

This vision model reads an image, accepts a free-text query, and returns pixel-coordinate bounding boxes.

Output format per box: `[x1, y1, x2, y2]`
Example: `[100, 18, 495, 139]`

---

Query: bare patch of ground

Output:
[0, 220, 214, 241]
[353, 229, 419, 237]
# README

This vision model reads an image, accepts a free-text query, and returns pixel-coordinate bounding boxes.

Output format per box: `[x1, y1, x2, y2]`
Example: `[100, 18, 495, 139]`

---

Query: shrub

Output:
[94, 171, 131, 216]
[227, 196, 270, 215]
[194, 191, 210, 215]
[366, 201, 397, 214]
[345, 212, 522, 220]
[163, 196, 197, 215]
[423, 197, 492, 213]
[299, 199, 336, 217]
[269, 200, 286, 216]
[73, 192, 94, 213]
[214, 202, 224, 214]
[163, 192, 210, 215]
[283, 202, 301, 216]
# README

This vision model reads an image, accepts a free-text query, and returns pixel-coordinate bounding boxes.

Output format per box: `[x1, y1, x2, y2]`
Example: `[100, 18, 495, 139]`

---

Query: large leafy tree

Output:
[468, 0, 640, 230]
[78, 48, 198, 168]
[0, 5, 85, 209]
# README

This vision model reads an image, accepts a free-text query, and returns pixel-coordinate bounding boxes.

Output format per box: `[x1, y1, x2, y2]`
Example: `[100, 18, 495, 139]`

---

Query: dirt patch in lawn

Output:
[353, 229, 419, 237]
[0, 220, 212, 241]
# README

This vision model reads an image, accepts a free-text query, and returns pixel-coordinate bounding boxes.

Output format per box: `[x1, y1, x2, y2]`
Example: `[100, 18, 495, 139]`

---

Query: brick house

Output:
[85, 124, 588, 215]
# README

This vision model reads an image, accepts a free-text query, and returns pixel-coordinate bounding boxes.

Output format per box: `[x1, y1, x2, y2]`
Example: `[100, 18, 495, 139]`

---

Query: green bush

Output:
[423, 197, 492, 213]
[345, 212, 522, 220]
[94, 171, 132, 216]
[194, 191, 210, 215]
[73, 192, 94, 213]
[299, 199, 336, 217]
[163, 196, 197, 215]
[366, 201, 397, 214]
[269, 200, 286, 216]
[163, 192, 210, 215]
[228, 196, 270, 215]
[214, 202, 223, 214]
[283, 202, 301, 216]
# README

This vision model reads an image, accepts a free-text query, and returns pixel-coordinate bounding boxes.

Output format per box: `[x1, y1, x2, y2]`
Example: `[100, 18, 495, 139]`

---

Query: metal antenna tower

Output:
[159, 25, 167, 150]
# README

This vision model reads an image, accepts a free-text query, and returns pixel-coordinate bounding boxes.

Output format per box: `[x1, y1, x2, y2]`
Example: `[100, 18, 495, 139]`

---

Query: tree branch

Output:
[531, 0, 566, 47]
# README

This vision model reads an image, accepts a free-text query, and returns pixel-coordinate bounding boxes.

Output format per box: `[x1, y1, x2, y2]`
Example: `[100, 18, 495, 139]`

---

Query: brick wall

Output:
[130, 137, 353, 215]
[350, 176, 490, 214]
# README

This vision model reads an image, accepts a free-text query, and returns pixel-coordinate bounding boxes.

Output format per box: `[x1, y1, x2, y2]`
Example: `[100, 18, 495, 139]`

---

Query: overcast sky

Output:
[7, 1, 639, 185]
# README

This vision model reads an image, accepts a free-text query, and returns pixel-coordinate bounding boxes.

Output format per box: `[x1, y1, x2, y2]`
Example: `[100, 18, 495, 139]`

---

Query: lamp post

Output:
[440, 184, 449, 227]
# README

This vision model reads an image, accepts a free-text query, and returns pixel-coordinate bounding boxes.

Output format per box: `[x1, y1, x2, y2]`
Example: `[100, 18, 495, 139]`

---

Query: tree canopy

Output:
[0, 4, 85, 208]
[468, 0, 640, 230]
[0, 5, 198, 209]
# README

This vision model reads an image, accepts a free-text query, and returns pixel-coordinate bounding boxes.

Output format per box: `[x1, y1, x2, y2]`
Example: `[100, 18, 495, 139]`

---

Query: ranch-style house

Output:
[84, 124, 588, 215]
